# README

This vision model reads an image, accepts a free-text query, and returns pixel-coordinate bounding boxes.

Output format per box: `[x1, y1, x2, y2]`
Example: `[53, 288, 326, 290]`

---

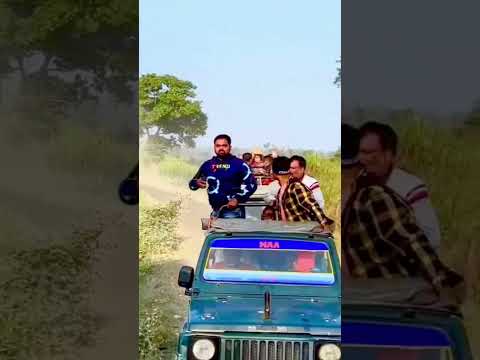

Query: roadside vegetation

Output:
[139, 192, 186, 360]
[393, 120, 480, 353]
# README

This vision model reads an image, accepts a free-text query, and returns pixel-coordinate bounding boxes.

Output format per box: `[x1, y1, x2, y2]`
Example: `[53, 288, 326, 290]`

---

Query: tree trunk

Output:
[15, 56, 26, 80]
[39, 54, 52, 76]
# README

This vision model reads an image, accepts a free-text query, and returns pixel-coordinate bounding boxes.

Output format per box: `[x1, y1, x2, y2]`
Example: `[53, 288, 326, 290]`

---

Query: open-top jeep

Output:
[176, 219, 341, 360]
[342, 279, 473, 359]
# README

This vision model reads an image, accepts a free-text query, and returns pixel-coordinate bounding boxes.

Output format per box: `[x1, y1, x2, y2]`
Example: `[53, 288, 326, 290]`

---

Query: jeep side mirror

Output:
[178, 266, 194, 289]
[118, 178, 138, 205]
[118, 164, 139, 205]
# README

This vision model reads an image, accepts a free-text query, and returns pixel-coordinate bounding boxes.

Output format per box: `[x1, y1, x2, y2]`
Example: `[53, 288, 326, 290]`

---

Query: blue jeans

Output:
[211, 206, 245, 219]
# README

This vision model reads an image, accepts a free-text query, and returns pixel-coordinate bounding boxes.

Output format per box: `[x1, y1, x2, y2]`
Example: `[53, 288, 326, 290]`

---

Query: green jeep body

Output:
[176, 220, 341, 360]
[341, 279, 473, 359]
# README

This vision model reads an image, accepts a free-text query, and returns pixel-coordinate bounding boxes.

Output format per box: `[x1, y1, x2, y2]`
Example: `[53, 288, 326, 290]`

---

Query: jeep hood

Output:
[188, 294, 340, 336]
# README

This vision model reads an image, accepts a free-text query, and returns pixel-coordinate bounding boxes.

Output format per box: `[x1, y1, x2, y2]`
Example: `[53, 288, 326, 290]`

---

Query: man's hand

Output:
[439, 281, 466, 306]
[227, 198, 239, 209]
[321, 216, 335, 226]
[196, 179, 207, 189]
[311, 224, 326, 233]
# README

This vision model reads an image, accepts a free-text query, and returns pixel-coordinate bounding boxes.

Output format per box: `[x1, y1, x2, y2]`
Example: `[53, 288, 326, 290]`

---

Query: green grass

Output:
[139, 192, 186, 360]
[139, 193, 182, 280]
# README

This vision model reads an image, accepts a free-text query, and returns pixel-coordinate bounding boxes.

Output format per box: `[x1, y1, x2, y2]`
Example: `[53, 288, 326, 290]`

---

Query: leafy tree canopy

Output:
[0, 0, 138, 104]
[140, 74, 207, 148]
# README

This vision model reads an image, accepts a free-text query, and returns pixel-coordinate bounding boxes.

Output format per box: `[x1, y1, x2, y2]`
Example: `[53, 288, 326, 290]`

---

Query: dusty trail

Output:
[140, 169, 211, 268]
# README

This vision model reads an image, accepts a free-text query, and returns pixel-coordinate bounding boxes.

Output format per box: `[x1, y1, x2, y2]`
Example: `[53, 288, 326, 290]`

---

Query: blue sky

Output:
[140, 1, 340, 152]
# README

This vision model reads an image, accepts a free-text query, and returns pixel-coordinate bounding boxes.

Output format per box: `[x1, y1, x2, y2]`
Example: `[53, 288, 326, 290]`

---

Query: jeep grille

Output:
[222, 339, 313, 360]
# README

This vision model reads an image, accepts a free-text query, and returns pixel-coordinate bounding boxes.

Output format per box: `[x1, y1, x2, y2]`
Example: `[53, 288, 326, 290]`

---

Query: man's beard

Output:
[216, 151, 228, 158]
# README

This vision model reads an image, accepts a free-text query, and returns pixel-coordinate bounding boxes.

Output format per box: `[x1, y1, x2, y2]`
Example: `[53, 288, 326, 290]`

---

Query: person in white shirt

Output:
[290, 155, 325, 209]
[263, 155, 326, 210]
[358, 121, 441, 250]
[263, 178, 280, 206]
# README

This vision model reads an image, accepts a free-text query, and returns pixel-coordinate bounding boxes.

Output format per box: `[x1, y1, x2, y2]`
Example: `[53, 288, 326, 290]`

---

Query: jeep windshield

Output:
[202, 238, 335, 285]
[342, 322, 455, 359]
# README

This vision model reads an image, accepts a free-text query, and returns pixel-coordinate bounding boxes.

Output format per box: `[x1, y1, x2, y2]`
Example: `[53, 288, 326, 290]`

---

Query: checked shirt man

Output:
[341, 123, 463, 299]
[272, 156, 334, 228]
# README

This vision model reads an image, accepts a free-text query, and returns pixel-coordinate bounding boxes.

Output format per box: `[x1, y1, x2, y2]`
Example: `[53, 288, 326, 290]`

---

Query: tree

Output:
[139, 74, 208, 148]
[0, 0, 138, 106]
[466, 98, 480, 127]
[334, 58, 341, 87]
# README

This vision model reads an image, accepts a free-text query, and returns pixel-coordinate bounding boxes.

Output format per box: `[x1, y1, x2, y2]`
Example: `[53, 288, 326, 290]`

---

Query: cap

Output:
[272, 156, 291, 175]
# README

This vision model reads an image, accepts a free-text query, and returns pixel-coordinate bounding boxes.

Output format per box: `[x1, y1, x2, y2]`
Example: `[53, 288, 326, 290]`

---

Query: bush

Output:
[139, 199, 182, 268]
[139, 300, 177, 360]
[139, 196, 184, 359]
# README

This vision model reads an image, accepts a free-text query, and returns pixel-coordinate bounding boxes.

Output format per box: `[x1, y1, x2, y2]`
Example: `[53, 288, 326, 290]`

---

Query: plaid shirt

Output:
[342, 180, 462, 292]
[278, 179, 332, 224]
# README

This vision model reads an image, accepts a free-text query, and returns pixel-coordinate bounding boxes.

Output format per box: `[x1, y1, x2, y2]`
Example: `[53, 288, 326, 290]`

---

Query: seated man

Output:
[242, 152, 253, 166]
[293, 251, 316, 272]
[341, 123, 464, 302]
[263, 155, 273, 176]
[210, 250, 257, 270]
[271, 156, 334, 227]
[358, 122, 441, 250]
[251, 153, 267, 175]
[261, 205, 277, 220]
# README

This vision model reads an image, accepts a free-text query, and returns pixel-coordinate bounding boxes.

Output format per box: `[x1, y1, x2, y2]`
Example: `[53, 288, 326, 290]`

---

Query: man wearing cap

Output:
[341, 123, 464, 301]
[270, 156, 334, 228]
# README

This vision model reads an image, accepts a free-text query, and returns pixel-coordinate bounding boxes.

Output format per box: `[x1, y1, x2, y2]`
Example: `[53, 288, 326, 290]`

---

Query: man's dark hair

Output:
[359, 122, 398, 155]
[290, 155, 307, 169]
[242, 152, 252, 162]
[272, 156, 291, 175]
[214, 134, 231, 145]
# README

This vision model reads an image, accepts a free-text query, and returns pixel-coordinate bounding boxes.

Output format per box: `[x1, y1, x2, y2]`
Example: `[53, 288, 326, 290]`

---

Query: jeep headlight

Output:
[318, 343, 341, 360]
[192, 339, 216, 360]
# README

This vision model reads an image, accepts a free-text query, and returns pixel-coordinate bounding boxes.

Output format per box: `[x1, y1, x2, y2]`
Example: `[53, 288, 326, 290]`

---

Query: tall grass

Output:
[392, 121, 480, 272]
[301, 153, 341, 248]
[303, 153, 341, 221]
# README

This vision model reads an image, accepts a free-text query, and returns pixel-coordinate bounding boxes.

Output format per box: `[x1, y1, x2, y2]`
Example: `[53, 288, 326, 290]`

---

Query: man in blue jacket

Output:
[189, 134, 257, 218]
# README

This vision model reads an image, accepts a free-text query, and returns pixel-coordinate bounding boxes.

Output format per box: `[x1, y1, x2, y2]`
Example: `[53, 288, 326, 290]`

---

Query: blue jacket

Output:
[189, 154, 257, 210]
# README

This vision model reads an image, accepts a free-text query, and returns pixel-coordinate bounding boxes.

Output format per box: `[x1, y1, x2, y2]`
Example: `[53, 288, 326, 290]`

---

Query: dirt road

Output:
[140, 170, 211, 267]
